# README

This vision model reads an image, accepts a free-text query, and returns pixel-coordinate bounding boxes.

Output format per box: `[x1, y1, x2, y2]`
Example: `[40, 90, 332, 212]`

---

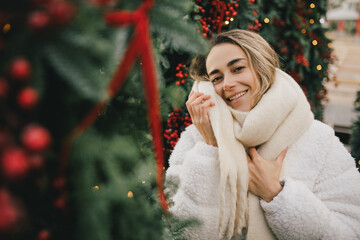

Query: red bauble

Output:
[1, 148, 29, 180]
[37, 229, 50, 240]
[0, 189, 20, 232]
[9, 58, 32, 81]
[54, 194, 66, 209]
[0, 77, 9, 98]
[17, 87, 39, 109]
[49, 2, 76, 26]
[28, 11, 51, 31]
[22, 125, 51, 151]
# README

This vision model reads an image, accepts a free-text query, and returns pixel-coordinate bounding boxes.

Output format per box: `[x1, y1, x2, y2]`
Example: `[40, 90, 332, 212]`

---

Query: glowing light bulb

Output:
[317, 65, 322, 70]
[310, 3, 315, 8]
[127, 191, 134, 198]
[301, 29, 306, 34]
[225, 20, 230, 25]
[309, 19, 315, 24]
[93, 185, 100, 191]
[3, 23, 10, 33]
[312, 40, 318, 45]
[264, 18, 270, 24]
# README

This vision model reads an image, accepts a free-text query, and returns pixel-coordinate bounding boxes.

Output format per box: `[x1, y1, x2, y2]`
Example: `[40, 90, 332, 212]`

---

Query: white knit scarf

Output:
[192, 69, 314, 239]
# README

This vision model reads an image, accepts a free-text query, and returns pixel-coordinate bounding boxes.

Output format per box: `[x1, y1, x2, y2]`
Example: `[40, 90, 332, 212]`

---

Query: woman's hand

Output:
[186, 90, 217, 147]
[247, 147, 288, 202]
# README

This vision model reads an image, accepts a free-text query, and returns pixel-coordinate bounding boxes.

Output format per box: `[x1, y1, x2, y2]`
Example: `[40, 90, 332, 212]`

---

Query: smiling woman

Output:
[165, 29, 360, 240]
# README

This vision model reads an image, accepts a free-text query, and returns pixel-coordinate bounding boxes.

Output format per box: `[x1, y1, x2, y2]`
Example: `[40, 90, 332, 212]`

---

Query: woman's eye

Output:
[211, 76, 222, 84]
[234, 66, 245, 72]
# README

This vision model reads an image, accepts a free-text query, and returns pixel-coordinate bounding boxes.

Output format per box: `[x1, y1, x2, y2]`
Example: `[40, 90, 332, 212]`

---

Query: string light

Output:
[127, 191, 134, 198]
[225, 20, 230, 25]
[93, 185, 100, 191]
[230, 18, 234, 22]
[301, 29, 306, 34]
[317, 65, 322, 70]
[141, 180, 146, 184]
[312, 40, 318, 45]
[309, 19, 315, 24]
[310, 3, 315, 8]
[264, 18, 270, 24]
[3, 23, 10, 33]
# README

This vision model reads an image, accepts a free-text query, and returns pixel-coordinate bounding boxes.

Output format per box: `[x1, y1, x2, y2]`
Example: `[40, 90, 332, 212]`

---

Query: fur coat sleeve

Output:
[165, 125, 223, 240]
[261, 120, 360, 240]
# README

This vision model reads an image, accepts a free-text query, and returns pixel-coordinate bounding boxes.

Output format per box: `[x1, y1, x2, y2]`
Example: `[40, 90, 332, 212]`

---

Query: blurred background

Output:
[0, 0, 359, 240]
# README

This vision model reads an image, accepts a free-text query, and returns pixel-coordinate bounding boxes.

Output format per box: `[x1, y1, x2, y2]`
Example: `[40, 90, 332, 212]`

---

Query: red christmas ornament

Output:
[17, 87, 39, 109]
[0, 189, 21, 232]
[28, 11, 51, 31]
[37, 229, 50, 240]
[1, 148, 29, 180]
[0, 77, 9, 98]
[49, 2, 76, 26]
[22, 125, 51, 151]
[54, 194, 66, 209]
[9, 58, 32, 81]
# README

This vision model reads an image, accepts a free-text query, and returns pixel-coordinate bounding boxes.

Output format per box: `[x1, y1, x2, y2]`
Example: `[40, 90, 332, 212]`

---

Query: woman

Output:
[165, 29, 360, 240]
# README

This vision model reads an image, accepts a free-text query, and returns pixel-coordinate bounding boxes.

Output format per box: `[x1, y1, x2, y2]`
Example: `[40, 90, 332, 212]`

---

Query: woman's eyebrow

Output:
[227, 58, 245, 67]
[208, 58, 246, 76]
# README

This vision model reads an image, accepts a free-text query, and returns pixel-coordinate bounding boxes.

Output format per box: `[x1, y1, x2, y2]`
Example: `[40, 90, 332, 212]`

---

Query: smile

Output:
[227, 90, 248, 101]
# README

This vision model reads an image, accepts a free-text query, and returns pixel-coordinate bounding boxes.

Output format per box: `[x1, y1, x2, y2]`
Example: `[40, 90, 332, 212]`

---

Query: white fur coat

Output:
[165, 120, 360, 240]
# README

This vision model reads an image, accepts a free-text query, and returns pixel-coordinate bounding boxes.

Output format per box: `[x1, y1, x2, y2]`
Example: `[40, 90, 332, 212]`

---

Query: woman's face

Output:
[206, 43, 258, 112]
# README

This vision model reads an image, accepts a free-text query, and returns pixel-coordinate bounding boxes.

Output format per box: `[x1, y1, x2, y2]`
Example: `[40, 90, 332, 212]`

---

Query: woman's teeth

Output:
[228, 90, 248, 101]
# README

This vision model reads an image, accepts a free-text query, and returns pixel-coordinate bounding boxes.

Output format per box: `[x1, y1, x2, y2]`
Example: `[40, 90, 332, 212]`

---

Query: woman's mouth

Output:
[227, 90, 248, 101]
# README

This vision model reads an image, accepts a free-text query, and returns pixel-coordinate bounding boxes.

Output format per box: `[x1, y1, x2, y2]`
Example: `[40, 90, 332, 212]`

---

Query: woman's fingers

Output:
[248, 147, 261, 163]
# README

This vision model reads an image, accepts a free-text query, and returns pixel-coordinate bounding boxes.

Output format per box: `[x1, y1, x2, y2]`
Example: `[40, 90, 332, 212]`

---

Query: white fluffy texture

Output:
[166, 121, 360, 240]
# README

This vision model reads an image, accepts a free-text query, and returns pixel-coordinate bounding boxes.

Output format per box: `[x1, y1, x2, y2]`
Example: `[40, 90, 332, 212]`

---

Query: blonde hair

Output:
[190, 29, 279, 108]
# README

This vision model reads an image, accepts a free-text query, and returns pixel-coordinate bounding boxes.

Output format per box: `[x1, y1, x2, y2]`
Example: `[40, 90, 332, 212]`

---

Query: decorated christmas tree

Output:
[0, 0, 206, 239]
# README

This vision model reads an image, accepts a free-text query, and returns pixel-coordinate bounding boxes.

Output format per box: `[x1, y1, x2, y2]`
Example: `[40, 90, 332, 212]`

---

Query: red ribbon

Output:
[60, 0, 168, 212]
[215, 1, 226, 33]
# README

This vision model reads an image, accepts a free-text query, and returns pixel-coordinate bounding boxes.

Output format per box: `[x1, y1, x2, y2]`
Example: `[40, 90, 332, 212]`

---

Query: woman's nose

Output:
[223, 75, 236, 90]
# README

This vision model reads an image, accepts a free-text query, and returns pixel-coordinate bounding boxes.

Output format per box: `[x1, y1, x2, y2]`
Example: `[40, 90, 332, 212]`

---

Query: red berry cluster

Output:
[295, 54, 310, 67]
[163, 109, 192, 155]
[0, 23, 53, 236]
[28, 0, 77, 31]
[195, 0, 240, 38]
[0, 56, 52, 181]
[175, 63, 189, 86]
[248, 19, 262, 32]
